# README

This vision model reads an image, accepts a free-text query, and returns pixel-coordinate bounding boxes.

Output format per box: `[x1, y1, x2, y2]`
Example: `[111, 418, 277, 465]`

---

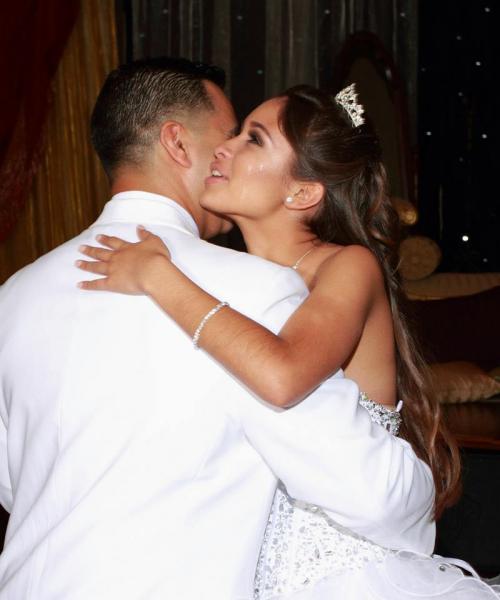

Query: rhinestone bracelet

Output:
[192, 301, 229, 348]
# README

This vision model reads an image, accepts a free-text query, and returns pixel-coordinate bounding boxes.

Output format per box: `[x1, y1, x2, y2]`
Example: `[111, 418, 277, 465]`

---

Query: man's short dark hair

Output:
[90, 57, 226, 177]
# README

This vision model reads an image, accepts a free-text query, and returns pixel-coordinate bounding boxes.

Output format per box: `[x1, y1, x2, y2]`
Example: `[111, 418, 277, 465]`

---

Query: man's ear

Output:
[286, 182, 325, 211]
[159, 121, 192, 168]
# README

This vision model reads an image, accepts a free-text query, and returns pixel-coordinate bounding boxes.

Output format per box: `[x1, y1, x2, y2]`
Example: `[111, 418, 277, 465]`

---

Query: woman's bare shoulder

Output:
[315, 244, 384, 289]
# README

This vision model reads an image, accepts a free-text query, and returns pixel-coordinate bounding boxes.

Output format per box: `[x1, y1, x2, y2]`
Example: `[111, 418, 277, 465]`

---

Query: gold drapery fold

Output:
[0, 0, 118, 283]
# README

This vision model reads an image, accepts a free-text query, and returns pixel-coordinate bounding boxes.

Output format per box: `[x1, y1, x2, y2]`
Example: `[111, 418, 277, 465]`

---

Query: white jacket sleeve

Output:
[238, 376, 436, 553]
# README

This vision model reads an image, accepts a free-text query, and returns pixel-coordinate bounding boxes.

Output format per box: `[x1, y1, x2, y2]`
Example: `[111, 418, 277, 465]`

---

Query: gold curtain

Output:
[0, 0, 118, 284]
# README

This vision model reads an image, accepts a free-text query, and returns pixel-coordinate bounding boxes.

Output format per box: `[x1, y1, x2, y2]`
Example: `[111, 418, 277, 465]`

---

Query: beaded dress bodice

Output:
[254, 394, 402, 600]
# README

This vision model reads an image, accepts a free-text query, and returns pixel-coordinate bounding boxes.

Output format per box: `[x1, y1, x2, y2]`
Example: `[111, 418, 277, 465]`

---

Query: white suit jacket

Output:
[0, 191, 434, 599]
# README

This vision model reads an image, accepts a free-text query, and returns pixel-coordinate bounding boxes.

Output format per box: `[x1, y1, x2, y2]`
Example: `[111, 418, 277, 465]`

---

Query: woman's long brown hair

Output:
[279, 85, 461, 518]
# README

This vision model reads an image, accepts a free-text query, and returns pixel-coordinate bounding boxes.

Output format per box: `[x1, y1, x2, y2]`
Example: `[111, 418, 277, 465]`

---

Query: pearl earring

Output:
[285, 196, 293, 205]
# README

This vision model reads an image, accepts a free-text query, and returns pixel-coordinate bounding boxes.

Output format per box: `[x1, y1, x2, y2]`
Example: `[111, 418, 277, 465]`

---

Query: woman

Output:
[77, 85, 499, 598]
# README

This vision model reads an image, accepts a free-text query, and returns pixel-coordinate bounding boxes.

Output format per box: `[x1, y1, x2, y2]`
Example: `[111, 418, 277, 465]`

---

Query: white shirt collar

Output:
[91, 191, 200, 237]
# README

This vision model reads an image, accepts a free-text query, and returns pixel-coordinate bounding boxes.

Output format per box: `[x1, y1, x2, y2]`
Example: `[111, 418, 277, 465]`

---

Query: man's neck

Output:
[110, 173, 204, 231]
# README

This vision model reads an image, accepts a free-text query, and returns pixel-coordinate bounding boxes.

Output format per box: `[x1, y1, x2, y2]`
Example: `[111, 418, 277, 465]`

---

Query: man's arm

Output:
[236, 376, 435, 550]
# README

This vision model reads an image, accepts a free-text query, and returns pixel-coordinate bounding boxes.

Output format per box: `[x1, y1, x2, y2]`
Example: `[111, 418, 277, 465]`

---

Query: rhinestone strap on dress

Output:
[358, 392, 402, 436]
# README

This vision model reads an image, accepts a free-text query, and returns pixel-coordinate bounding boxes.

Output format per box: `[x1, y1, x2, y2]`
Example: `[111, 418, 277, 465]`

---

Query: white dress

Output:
[254, 395, 500, 600]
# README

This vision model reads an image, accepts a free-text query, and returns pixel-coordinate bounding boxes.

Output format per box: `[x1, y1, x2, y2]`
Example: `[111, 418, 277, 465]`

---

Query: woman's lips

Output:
[205, 174, 228, 185]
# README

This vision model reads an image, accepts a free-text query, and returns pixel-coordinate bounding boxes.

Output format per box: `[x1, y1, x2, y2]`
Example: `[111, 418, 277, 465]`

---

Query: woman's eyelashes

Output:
[247, 130, 263, 146]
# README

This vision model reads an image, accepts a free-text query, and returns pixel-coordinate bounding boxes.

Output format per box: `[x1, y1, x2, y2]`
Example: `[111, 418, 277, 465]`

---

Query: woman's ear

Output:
[286, 182, 325, 211]
[159, 121, 192, 168]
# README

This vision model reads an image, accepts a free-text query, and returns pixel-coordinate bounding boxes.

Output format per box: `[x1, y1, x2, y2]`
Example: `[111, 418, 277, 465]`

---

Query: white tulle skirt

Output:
[266, 551, 500, 600]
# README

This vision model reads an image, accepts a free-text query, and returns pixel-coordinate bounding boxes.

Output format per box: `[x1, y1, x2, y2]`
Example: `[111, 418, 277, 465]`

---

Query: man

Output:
[0, 58, 434, 599]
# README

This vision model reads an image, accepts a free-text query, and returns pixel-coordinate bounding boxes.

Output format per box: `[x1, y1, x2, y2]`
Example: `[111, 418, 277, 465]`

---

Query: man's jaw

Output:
[200, 209, 234, 240]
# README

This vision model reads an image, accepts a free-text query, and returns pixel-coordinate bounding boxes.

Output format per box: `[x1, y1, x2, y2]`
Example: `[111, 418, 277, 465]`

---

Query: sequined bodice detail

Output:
[254, 395, 402, 599]
[359, 392, 402, 435]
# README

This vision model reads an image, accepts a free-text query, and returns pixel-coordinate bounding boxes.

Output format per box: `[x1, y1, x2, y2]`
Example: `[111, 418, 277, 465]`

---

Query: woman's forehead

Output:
[246, 97, 285, 126]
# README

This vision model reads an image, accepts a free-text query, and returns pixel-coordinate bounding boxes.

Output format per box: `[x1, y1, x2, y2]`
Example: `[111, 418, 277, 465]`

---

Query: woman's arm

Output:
[77, 229, 383, 407]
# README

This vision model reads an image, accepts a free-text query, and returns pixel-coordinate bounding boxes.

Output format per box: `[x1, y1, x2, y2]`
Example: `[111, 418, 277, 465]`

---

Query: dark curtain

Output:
[0, 0, 80, 243]
[118, 0, 417, 129]
[0, 0, 119, 285]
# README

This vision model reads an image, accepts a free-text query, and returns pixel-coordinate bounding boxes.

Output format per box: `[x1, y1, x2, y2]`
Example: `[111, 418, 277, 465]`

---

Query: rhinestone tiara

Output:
[334, 83, 365, 127]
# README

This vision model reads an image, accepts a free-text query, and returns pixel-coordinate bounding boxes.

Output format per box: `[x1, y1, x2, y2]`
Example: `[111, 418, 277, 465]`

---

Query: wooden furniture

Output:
[443, 398, 500, 451]
[408, 285, 500, 372]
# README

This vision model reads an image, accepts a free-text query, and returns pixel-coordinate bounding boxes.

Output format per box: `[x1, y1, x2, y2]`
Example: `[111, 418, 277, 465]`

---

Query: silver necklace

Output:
[291, 246, 317, 270]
